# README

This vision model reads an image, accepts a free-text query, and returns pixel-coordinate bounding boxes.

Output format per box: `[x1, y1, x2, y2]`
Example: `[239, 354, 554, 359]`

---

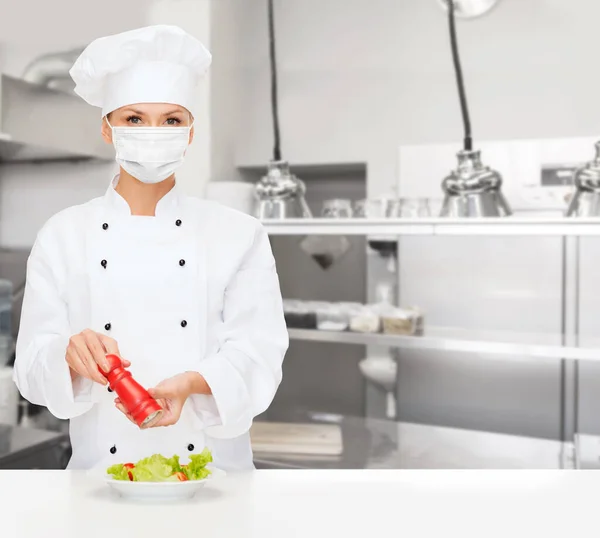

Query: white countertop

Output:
[1, 470, 595, 537]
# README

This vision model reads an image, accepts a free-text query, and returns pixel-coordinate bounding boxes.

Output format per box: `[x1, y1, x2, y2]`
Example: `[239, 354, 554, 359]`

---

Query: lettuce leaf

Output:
[166, 454, 182, 473]
[130, 454, 175, 482]
[107, 463, 130, 481]
[185, 448, 213, 480]
[184, 466, 211, 481]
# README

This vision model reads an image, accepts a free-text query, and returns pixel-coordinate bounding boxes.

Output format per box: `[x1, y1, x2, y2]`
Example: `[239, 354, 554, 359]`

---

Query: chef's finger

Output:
[115, 402, 135, 423]
[70, 344, 105, 385]
[82, 330, 110, 372]
[148, 387, 172, 399]
[66, 348, 88, 380]
[121, 359, 131, 368]
[77, 344, 108, 385]
[98, 334, 121, 357]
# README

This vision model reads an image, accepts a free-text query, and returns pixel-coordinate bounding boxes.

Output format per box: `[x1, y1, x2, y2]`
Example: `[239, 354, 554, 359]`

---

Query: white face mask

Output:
[106, 118, 193, 184]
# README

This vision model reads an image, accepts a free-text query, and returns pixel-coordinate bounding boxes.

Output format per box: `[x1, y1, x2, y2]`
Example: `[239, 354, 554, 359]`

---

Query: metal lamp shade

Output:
[254, 160, 312, 219]
[440, 149, 512, 218]
[566, 141, 600, 217]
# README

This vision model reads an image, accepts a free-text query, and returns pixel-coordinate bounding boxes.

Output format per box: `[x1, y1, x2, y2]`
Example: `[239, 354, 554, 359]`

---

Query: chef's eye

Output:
[126, 115, 143, 124]
[165, 117, 182, 125]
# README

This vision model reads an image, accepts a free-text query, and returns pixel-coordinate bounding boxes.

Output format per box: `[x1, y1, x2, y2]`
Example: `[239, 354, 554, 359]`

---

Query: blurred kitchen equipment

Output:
[0, 424, 70, 469]
[439, 0, 511, 217]
[22, 48, 83, 92]
[437, 0, 500, 19]
[250, 422, 343, 456]
[0, 279, 12, 340]
[566, 141, 600, 217]
[0, 367, 18, 426]
[354, 198, 401, 218]
[256, 161, 312, 219]
[359, 357, 397, 419]
[0, 74, 112, 162]
[316, 303, 351, 331]
[0, 336, 11, 368]
[400, 198, 432, 218]
[18, 401, 34, 428]
[283, 300, 317, 329]
[255, 0, 311, 220]
[300, 234, 351, 269]
[322, 199, 353, 218]
[349, 305, 381, 333]
[205, 181, 255, 215]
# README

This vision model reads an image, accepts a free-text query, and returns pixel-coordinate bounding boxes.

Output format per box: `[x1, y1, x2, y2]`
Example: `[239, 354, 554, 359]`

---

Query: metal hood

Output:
[0, 73, 113, 162]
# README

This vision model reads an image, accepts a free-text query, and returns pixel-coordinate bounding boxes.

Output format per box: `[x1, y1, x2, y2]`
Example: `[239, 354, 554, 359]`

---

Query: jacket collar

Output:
[104, 174, 183, 220]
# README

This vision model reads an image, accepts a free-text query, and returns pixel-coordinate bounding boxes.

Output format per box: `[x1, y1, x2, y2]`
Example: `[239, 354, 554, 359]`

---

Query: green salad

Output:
[107, 448, 213, 482]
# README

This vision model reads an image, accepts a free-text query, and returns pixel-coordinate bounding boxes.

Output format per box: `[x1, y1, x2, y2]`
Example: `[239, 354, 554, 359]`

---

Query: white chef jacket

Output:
[13, 176, 289, 471]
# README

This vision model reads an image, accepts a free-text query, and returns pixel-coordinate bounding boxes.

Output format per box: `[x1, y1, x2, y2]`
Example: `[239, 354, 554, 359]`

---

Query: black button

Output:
[101, 259, 107, 268]
[107, 387, 113, 393]
[175, 219, 182, 227]
[110, 445, 117, 454]
[102, 223, 109, 230]
[187, 444, 194, 452]
[104, 323, 111, 331]
[181, 320, 188, 328]
[179, 259, 186, 267]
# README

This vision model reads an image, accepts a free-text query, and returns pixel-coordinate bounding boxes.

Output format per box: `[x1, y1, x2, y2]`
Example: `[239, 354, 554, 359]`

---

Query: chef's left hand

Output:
[115, 372, 192, 428]
[115, 372, 211, 428]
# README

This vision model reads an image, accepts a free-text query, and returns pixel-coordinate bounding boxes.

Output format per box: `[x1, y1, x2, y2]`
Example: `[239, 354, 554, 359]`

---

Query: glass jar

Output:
[322, 199, 353, 218]
[316, 302, 350, 331]
[381, 307, 417, 336]
[354, 198, 401, 218]
[400, 198, 431, 218]
[283, 300, 317, 329]
[349, 305, 381, 333]
[408, 306, 424, 336]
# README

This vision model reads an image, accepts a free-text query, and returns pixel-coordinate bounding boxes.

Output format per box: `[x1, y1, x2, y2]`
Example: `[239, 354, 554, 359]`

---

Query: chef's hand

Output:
[114, 372, 210, 428]
[66, 329, 130, 385]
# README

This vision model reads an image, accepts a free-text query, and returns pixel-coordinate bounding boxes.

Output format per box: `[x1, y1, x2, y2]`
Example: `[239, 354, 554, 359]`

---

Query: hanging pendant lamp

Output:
[254, 0, 311, 220]
[439, 0, 511, 218]
[565, 141, 600, 217]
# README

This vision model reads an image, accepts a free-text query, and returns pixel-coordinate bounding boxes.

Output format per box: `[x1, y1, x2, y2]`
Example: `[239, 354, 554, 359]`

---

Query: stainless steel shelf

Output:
[263, 217, 600, 236]
[287, 327, 600, 362]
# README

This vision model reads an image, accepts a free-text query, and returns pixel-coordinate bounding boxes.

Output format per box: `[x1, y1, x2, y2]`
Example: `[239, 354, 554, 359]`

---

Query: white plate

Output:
[104, 467, 225, 502]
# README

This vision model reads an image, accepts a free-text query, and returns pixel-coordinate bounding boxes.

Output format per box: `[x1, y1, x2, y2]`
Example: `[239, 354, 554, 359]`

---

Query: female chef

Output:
[13, 25, 289, 472]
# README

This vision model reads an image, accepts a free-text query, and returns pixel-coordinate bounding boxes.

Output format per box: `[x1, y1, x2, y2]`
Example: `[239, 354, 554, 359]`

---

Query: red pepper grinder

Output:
[99, 354, 163, 429]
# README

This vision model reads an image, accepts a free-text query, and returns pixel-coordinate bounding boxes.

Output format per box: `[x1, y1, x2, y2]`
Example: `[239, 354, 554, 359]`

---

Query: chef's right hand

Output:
[66, 329, 130, 385]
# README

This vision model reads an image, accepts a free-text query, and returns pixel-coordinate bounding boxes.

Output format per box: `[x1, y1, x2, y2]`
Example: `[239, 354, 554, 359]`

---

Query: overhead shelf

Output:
[262, 217, 600, 237]
[287, 327, 600, 362]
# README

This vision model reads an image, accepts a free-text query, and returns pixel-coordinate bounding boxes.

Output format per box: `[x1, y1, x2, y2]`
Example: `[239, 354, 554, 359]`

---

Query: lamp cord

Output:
[448, 0, 473, 152]
[268, 0, 282, 161]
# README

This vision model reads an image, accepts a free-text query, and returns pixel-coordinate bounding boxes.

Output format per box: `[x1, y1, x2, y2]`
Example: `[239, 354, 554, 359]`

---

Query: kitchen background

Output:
[1, 0, 600, 470]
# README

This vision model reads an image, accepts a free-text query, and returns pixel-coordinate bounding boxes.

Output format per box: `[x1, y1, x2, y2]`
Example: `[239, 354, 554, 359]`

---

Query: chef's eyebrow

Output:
[162, 109, 185, 116]
[122, 108, 146, 115]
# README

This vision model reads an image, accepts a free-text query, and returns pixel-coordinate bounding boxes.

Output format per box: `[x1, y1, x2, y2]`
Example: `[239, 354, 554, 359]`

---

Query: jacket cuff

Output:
[43, 337, 94, 418]
[195, 353, 252, 439]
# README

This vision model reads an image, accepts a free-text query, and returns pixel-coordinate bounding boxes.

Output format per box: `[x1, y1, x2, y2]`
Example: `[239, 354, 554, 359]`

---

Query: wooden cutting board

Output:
[250, 422, 344, 456]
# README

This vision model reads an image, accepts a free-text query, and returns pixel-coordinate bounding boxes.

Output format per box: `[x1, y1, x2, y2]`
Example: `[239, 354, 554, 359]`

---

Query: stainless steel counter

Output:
[0, 425, 69, 469]
[253, 415, 568, 469]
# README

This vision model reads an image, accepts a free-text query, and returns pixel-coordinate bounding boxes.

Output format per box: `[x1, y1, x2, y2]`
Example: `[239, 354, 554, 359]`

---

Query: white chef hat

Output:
[69, 25, 212, 118]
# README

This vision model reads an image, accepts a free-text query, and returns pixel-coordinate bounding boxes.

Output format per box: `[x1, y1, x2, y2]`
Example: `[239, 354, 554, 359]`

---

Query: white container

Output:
[204, 181, 256, 215]
[0, 367, 18, 426]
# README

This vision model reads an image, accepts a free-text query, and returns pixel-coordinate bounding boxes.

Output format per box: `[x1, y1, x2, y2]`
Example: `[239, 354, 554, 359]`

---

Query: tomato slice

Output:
[175, 472, 188, 482]
[127, 471, 134, 481]
[123, 463, 135, 469]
